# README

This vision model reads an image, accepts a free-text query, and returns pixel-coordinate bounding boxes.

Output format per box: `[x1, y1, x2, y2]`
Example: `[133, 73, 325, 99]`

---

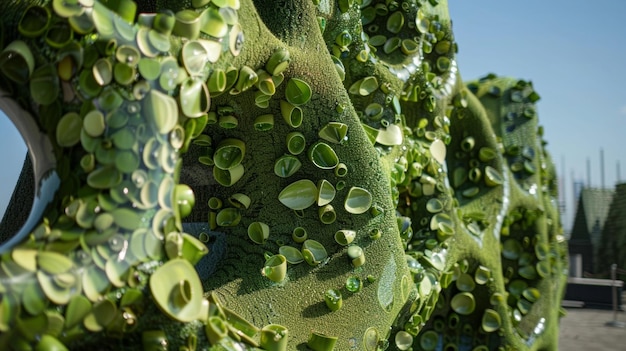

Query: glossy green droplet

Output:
[346, 276, 362, 293]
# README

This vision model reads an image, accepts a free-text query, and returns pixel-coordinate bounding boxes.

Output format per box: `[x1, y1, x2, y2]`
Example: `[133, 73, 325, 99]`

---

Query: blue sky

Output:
[450, 0, 626, 230]
[1, 0, 625, 231]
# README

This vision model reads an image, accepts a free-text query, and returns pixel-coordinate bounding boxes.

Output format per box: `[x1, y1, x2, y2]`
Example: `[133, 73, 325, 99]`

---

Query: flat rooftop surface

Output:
[559, 307, 626, 350]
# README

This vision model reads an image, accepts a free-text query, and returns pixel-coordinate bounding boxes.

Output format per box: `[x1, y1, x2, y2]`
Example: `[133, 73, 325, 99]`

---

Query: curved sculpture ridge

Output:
[0, 1, 567, 350]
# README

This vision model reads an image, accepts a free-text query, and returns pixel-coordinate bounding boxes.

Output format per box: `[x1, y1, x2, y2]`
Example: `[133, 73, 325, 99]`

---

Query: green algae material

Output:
[0, 0, 567, 350]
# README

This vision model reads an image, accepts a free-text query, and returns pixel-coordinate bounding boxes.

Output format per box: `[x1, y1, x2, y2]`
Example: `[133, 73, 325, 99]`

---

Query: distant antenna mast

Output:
[586, 158, 591, 188]
[600, 148, 605, 189]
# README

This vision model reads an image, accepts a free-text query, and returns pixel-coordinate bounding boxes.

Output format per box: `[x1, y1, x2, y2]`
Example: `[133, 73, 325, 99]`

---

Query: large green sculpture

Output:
[0, 0, 568, 350]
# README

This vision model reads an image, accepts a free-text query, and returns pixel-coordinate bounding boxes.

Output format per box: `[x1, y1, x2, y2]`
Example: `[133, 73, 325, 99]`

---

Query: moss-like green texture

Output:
[0, 0, 567, 350]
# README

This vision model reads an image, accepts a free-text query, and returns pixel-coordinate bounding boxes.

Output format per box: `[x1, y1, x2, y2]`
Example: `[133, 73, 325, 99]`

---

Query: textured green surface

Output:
[0, 1, 567, 350]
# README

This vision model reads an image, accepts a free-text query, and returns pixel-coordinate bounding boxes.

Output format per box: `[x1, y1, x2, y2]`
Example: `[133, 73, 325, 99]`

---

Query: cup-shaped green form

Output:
[285, 78, 312, 106]
[519, 265, 537, 280]
[335, 30, 352, 47]
[335, 229, 356, 246]
[349, 76, 378, 96]
[152, 10, 176, 34]
[430, 139, 447, 165]
[207, 68, 227, 94]
[484, 165, 504, 187]
[307, 331, 338, 351]
[468, 167, 483, 183]
[45, 21, 73, 48]
[28, 63, 59, 105]
[522, 287, 541, 303]
[254, 114, 275, 131]
[509, 279, 528, 298]
[113, 62, 136, 85]
[205, 316, 228, 345]
[248, 222, 270, 244]
[318, 122, 348, 144]
[181, 40, 209, 76]
[401, 38, 419, 55]
[213, 138, 245, 170]
[455, 273, 475, 292]
[136, 58, 159, 82]
[481, 309, 501, 333]
[93, 58, 113, 86]
[274, 155, 302, 178]
[217, 115, 238, 129]
[173, 9, 202, 39]
[347, 245, 365, 267]
[394, 330, 413, 351]
[344, 187, 373, 214]
[229, 22, 244, 56]
[334, 163, 348, 177]
[383, 36, 401, 54]
[478, 146, 497, 162]
[228, 193, 251, 209]
[260, 324, 289, 351]
[181, 233, 208, 265]
[234, 65, 258, 93]
[280, 100, 303, 128]
[255, 91, 271, 108]
[386, 11, 405, 33]
[266, 48, 290, 76]
[474, 265, 491, 285]
[286, 132, 306, 155]
[292, 227, 308, 243]
[262, 254, 287, 282]
[363, 327, 380, 351]
[57, 41, 83, 80]
[426, 198, 444, 213]
[536, 260, 550, 278]
[19, 5, 51, 38]
[279, 245, 304, 264]
[56, 112, 82, 147]
[430, 212, 453, 233]
[324, 289, 342, 312]
[368, 35, 386, 47]
[256, 70, 276, 95]
[375, 124, 403, 146]
[144, 90, 179, 134]
[302, 240, 328, 266]
[452, 167, 468, 188]
[502, 238, 522, 260]
[68, 10, 95, 34]
[200, 7, 228, 38]
[318, 204, 336, 224]
[451, 292, 476, 316]
[308, 142, 339, 170]
[149, 259, 203, 322]
[207, 197, 222, 210]
[317, 179, 336, 206]
[461, 136, 475, 152]
[278, 179, 317, 210]
[180, 78, 210, 118]
[216, 208, 241, 227]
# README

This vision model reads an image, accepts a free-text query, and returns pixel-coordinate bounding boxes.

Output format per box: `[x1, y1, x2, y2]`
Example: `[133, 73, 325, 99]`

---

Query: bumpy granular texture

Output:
[0, 1, 567, 350]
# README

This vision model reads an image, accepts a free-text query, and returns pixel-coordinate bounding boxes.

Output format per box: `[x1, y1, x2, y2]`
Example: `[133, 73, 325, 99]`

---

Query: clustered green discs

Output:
[0, 0, 568, 350]
[0, 0, 296, 349]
